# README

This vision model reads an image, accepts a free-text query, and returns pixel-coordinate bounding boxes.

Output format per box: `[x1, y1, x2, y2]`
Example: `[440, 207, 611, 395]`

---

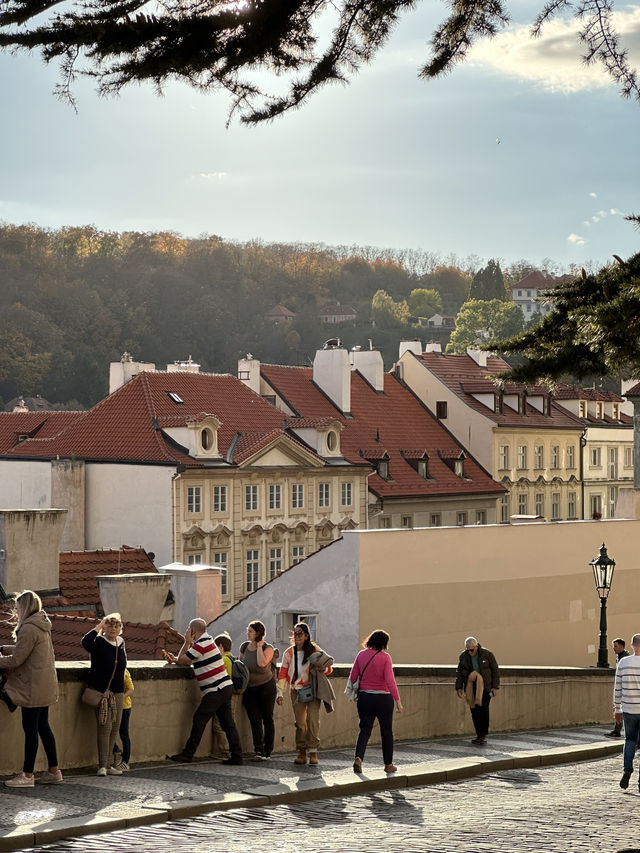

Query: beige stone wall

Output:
[0, 663, 614, 775]
[357, 520, 640, 667]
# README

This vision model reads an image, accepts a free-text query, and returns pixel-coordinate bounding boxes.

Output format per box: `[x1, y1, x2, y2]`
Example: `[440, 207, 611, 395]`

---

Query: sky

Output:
[0, 1, 639, 270]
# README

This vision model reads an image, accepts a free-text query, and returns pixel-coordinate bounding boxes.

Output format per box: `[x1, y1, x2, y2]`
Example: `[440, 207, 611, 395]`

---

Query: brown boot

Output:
[294, 750, 307, 765]
[308, 752, 318, 765]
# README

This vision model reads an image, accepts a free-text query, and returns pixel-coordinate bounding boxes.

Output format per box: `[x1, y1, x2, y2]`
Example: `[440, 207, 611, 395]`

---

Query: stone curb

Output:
[0, 741, 622, 852]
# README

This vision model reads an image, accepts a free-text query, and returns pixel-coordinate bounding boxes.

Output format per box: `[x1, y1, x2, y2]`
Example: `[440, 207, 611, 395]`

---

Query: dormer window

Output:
[418, 459, 429, 479]
[326, 430, 338, 452]
[454, 458, 464, 477]
[612, 403, 620, 420]
[188, 415, 222, 459]
[378, 459, 389, 479]
[494, 392, 503, 414]
[579, 401, 587, 418]
[596, 402, 604, 419]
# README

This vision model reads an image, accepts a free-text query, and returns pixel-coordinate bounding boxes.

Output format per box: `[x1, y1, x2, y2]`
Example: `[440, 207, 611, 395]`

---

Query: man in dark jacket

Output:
[606, 638, 631, 737]
[455, 636, 500, 745]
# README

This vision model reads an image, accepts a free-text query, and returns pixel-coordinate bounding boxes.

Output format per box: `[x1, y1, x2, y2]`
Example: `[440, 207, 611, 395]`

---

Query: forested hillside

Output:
[0, 223, 568, 408]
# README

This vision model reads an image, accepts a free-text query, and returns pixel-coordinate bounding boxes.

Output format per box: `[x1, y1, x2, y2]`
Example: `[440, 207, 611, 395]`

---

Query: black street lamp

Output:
[589, 542, 616, 668]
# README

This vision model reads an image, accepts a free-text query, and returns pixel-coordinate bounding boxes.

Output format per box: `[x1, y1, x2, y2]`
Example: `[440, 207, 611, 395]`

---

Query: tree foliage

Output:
[0, 0, 638, 123]
[447, 298, 524, 353]
[408, 287, 442, 319]
[371, 289, 410, 328]
[468, 259, 507, 301]
[489, 253, 640, 383]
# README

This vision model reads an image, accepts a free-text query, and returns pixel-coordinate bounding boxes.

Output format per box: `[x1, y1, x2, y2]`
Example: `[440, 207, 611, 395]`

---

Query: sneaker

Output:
[620, 770, 632, 789]
[167, 753, 193, 763]
[4, 772, 34, 788]
[222, 757, 243, 766]
[471, 736, 487, 745]
[112, 762, 129, 772]
[107, 766, 123, 776]
[34, 769, 63, 784]
[606, 730, 622, 738]
[251, 752, 266, 762]
[353, 757, 362, 773]
[97, 767, 107, 777]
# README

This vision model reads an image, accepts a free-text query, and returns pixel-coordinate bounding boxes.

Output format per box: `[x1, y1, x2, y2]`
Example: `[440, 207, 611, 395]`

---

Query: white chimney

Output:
[424, 342, 442, 354]
[0, 509, 67, 593]
[109, 352, 155, 393]
[237, 355, 261, 394]
[313, 343, 351, 413]
[399, 340, 422, 358]
[157, 564, 223, 629]
[350, 347, 384, 391]
[467, 347, 488, 368]
[167, 356, 200, 374]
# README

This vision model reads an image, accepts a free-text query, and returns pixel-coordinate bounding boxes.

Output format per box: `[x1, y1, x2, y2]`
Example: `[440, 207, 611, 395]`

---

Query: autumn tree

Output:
[447, 299, 524, 353]
[0, 0, 637, 123]
[425, 266, 471, 315]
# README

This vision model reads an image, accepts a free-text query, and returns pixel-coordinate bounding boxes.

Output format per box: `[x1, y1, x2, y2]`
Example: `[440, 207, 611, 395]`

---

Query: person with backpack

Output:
[240, 620, 277, 760]
[276, 622, 333, 766]
[165, 618, 243, 765]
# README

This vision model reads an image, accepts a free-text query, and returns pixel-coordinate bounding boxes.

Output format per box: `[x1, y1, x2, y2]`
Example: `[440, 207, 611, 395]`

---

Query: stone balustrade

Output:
[0, 663, 614, 774]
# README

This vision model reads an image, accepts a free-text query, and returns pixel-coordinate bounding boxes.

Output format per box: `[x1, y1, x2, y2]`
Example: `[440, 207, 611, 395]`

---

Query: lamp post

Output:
[589, 542, 616, 668]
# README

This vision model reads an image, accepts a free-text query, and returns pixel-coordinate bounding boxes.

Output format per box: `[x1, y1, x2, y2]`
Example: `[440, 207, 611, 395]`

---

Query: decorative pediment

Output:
[240, 434, 324, 469]
[339, 517, 358, 530]
[183, 524, 206, 538]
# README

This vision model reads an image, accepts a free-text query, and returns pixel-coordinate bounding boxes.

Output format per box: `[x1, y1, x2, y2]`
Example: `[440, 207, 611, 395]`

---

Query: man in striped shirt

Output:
[166, 618, 243, 765]
[613, 632, 640, 790]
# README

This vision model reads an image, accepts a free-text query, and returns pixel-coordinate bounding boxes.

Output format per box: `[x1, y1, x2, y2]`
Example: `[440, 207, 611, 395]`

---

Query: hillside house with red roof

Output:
[0, 366, 370, 612]
[510, 270, 574, 320]
[237, 343, 504, 529]
[398, 343, 586, 522]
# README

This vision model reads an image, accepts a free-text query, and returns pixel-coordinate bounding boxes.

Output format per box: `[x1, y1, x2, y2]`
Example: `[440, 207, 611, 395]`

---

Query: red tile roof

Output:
[0, 614, 184, 661]
[58, 547, 158, 610]
[0, 412, 81, 453]
[418, 353, 583, 430]
[261, 363, 503, 499]
[554, 385, 624, 402]
[1, 372, 309, 466]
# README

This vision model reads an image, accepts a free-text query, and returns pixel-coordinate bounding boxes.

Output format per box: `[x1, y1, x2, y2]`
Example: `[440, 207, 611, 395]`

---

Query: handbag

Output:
[296, 683, 314, 703]
[344, 650, 381, 702]
[82, 639, 120, 708]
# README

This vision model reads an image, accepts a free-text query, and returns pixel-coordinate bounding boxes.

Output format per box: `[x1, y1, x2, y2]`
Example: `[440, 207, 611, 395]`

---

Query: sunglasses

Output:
[293, 631, 305, 637]
[106, 620, 122, 627]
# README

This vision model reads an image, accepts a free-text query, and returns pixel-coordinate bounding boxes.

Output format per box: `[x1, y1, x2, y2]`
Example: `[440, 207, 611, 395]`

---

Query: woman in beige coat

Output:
[0, 590, 62, 788]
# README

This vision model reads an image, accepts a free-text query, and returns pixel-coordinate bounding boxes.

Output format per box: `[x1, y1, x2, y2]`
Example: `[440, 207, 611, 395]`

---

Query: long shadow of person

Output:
[365, 788, 424, 827]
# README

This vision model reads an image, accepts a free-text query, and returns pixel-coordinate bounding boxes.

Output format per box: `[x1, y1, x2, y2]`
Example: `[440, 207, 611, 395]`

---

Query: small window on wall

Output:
[275, 612, 318, 644]
[269, 547, 282, 579]
[291, 484, 304, 509]
[401, 515, 413, 528]
[457, 512, 467, 527]
[436, 401, 447, 419]
[475, 511, 486, 525]
[187, 554, 202, 565]
[341, 482, 353, 507]
[213, 485, 227, 513]
[291, 546, 305, 565]
[500, 495, 510, 523]
[430, 513, 441, 527]
[379, 517, 391, 529]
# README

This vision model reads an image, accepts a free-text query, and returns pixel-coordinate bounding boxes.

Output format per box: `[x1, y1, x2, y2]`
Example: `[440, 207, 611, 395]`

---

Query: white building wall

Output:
[208, 534, 361, 664]
[85, 464, 175, 564]
[0, 460, 52, 509]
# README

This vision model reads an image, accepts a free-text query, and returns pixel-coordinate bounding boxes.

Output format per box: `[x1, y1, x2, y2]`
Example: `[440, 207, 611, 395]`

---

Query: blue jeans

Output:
[622, 712, 640, 771]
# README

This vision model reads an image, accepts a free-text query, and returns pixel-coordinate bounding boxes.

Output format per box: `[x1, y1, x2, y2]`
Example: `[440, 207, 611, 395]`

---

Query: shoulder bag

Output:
[344, 650, 381, 702]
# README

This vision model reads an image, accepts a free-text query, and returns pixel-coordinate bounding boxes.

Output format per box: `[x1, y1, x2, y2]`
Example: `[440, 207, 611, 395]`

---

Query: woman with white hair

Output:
[0, 590, 62, 787]
[82, 613, 127, 776]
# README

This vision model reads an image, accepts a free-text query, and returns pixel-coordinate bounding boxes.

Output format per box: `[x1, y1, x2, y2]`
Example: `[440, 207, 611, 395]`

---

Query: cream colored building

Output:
[397, 344, 585, 522]
[554, 387, 634, 519]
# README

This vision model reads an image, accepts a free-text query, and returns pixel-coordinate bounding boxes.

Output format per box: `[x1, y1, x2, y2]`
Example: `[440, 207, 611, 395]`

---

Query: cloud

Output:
[196, 172, 228, 180]
[589, 192, 598, 198]
[568, 233, 586, 246]
[469, 8, 640, 93]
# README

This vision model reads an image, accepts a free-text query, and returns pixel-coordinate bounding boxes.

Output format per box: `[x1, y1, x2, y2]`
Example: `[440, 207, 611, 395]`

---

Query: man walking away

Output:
[455, 636, 500, 745]
[614, 633, 640, 790]
[165, 618, 243, 765]
[607, 638, 631, 737]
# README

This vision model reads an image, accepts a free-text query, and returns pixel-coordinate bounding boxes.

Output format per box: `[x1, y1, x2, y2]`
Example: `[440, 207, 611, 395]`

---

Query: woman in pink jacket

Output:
[347, 629, 403, 774]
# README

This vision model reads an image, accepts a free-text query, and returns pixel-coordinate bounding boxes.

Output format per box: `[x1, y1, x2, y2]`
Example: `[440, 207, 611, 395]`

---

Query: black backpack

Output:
[230, 655, 250, 692]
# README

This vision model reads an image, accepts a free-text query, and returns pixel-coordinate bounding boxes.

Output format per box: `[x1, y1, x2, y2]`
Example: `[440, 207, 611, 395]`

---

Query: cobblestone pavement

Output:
[19, 755, 640, 853]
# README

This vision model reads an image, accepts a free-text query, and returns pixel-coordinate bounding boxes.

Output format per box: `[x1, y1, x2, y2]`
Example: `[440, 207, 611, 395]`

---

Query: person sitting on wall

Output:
[165, 618, 243, 765]
[455, 636, 500, 746]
